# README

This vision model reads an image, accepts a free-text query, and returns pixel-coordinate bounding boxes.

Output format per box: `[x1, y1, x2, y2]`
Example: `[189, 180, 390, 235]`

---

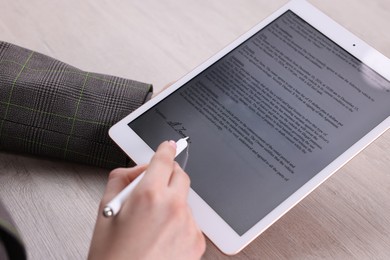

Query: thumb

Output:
[101, 165, 147, 206]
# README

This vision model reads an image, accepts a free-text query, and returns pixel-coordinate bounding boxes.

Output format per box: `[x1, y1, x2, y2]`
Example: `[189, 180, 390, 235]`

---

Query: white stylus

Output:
[103, 137, 189, 217]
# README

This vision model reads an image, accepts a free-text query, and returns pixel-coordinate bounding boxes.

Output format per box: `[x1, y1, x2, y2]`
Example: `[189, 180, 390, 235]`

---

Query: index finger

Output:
[100, 165, 147, 208]
[140, 140, 177, 189]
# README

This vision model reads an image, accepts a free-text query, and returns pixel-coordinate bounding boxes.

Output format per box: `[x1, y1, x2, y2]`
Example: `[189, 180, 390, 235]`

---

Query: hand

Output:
[88, 141, 206, 260]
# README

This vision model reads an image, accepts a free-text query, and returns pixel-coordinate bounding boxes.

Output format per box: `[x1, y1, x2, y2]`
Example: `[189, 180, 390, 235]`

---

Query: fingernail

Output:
[168, 140, 177, 149]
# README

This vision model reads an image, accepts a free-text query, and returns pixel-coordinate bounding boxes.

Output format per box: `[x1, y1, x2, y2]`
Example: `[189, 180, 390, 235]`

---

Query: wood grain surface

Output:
[0, 0, 389, 259]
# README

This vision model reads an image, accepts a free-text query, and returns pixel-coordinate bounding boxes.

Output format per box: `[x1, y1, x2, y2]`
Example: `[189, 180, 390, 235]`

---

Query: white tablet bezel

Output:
[109, 0, 390, 255]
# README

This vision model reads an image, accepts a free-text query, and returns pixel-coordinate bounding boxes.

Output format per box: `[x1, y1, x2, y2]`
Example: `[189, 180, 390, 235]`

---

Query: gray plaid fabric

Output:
[0, 41, 152, 168]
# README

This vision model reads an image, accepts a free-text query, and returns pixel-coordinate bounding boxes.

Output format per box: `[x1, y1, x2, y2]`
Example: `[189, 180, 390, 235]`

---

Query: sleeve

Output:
[0, 199, 26, 260]
[0, 41, 153, 169]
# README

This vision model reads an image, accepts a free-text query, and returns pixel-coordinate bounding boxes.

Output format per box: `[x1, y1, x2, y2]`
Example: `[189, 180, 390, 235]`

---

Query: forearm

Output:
[0, 41, 153, 168]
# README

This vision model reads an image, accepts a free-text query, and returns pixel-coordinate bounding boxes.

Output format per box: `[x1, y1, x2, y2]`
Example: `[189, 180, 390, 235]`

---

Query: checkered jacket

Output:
[0, 41, 152, 169]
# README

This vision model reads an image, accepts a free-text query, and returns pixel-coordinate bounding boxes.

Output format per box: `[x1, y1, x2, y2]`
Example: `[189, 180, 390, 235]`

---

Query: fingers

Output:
[141, 140, 177, 188]
[101, 165, 147, 205]
[190, 217, 206, 258]
[169, 162, 191, 200]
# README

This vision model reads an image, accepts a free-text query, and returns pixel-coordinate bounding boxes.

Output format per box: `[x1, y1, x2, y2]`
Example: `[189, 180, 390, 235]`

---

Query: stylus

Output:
[103, 137, 189, 217]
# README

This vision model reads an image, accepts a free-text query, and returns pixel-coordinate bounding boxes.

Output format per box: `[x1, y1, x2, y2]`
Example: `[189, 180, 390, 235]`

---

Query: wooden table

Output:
[1, 0, 389, 259]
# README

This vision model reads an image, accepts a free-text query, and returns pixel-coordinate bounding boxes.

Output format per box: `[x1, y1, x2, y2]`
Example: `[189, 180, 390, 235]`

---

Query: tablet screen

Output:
[129, 10, 390, 235]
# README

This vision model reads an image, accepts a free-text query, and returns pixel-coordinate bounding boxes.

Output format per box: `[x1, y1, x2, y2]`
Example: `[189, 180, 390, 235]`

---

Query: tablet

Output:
[109, 0, 390, 255]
